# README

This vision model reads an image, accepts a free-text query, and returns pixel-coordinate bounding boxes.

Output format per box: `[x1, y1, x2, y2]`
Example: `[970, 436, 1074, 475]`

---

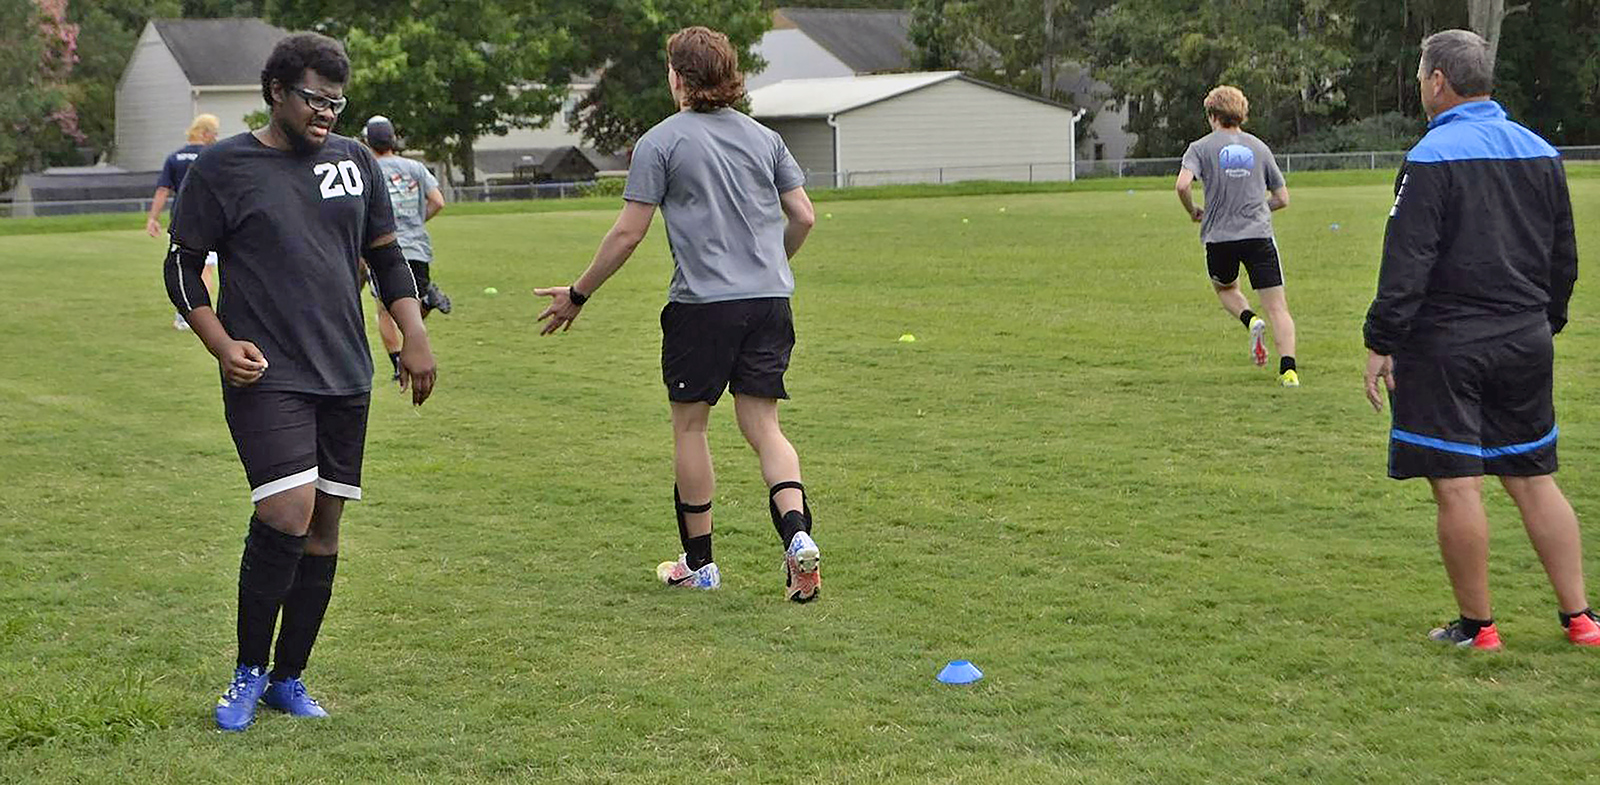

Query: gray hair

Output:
[1420, 29, 1494, 96]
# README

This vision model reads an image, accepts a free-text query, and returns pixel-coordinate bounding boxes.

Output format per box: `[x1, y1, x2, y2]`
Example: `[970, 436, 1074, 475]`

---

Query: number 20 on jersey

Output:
[314, 161, 365, 199]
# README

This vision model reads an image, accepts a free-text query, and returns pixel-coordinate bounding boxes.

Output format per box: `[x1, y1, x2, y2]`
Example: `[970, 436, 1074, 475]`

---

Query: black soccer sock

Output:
[271, 553, 338, 681]
[237, 516, 307, 669]
[1560, 607, 1594, 627]
[1459, 616, 1493, 636]
[1239, 309, 1257, 328]
[1279, 356, 1296, 374]
[387, 351, 401, 373]
[674, 486, 714, 570]
[768, 481, 813, 549]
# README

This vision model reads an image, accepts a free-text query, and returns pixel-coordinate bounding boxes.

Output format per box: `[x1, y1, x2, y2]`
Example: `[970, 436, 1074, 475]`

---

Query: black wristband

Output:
[569, 286, 589, 306]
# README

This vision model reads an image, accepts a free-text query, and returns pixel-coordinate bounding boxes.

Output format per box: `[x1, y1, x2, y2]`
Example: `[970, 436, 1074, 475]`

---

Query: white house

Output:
[750, 71, 1083, 188]
[751, 7, 1135, 164]
[115, 19, 289, 172]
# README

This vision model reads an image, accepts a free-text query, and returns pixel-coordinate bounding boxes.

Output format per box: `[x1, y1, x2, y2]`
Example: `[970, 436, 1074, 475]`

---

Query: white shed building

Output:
[115, 19, 289, 172]
[750, 71, 1083, 188]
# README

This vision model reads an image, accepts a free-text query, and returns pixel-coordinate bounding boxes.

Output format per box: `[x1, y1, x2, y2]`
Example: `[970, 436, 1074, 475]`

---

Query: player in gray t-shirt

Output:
[362, 116, 449, 381]
[1176, 86, 1301, 387]
[534, 27, 825, 602]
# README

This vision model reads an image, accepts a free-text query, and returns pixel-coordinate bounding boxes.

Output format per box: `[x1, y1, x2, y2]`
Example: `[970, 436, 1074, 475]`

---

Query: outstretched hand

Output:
[534, 287, 583, 335]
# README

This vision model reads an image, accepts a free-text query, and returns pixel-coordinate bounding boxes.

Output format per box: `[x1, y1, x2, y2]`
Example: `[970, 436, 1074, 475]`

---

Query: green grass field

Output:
[4, 178, 1600, 783]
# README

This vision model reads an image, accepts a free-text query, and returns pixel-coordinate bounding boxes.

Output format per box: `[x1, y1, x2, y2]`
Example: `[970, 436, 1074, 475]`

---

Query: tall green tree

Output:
[267, 0, 575, 185]
[1086, 0, 1350, 156]
[1, 0, 85, 190]
[563, 0, 770, 155]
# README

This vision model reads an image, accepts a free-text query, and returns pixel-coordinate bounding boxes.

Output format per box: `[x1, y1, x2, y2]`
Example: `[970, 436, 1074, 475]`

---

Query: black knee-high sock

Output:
[769, 482, 813, 549]
[237, 516, 307, 668]
[271, 553, 338, 681]
[675, 486, 714, 570]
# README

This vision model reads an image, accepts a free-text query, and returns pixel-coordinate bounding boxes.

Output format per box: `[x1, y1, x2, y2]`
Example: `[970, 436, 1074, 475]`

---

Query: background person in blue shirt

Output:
[147, 114, 220, 330]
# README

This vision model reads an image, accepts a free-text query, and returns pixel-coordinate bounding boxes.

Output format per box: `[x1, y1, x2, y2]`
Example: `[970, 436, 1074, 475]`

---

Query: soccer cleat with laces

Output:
[1280, 369, 1300, 388]
[656, 554, 720, 589]
[783, 530, 821, 603]
[1248, 317, 1268, 367]
[1428, 620, 1502, 650]
[1563, 609, 1600, 646]
[262, 677, 330, 718]
[214, 665, 271, 731]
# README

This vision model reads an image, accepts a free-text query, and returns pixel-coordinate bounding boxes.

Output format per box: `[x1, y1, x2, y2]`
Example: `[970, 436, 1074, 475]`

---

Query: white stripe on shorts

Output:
[316, 477, 362, 500]
[249, 467, 318, 502]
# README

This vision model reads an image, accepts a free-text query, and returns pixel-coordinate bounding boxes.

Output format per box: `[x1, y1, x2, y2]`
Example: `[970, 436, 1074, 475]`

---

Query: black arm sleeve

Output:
[365, 240, 419, 310]
[164, 242, 212, 314]
[1364, 163, 1447, 355]
[1548, 162, 1578, 335]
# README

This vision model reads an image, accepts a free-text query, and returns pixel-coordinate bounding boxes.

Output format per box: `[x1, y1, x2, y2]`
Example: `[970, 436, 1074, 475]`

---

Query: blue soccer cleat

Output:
[214, 665, 270, 731]
[262, 677, 330, 718]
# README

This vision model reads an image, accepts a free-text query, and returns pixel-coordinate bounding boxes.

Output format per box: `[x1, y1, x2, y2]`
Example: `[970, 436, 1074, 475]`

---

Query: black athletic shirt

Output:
[171, 132, 396, 395]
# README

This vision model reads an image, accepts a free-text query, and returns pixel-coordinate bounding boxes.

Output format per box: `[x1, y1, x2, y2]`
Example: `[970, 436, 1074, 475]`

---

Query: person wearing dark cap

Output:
[362, 116, 449, 380]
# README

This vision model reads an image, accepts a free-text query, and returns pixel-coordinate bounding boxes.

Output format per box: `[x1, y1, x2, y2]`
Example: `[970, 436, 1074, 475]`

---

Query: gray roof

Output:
[153, 18, 290, 86]
[475, 147, 624, 176]
[774, 8, 913, 74]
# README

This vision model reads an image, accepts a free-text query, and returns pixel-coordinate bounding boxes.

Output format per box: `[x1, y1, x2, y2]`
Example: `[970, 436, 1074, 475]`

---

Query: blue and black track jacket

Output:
[1364, 101, 1578, 355]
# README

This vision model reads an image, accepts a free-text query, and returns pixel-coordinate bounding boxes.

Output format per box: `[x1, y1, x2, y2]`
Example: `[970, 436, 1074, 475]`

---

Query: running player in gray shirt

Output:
[533, 27, 824, 602]
[1176, 86, 1301, 387]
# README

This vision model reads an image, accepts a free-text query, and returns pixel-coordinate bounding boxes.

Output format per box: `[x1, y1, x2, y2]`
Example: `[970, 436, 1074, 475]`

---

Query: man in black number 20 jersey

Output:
[163, 32, 438, 731]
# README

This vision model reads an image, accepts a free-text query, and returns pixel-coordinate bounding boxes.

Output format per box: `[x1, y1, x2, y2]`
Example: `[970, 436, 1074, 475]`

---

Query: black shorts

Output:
[1388, 320, 1557, 479]
[661, 298, 794, 405]
[1206, 238, 1284, 289]
[223, 388, 371, 502]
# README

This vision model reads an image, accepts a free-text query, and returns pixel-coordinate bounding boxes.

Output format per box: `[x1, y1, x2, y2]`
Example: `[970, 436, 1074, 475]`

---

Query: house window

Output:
[1094, 143, 1105, 161]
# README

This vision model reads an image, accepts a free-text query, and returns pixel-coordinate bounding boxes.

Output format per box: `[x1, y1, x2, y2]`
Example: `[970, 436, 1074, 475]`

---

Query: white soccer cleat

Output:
[173, 312, 191, 331]
[1248, 316, 1268, 367]
[783, 531, 821, 603]
[656, 554, 720, 590]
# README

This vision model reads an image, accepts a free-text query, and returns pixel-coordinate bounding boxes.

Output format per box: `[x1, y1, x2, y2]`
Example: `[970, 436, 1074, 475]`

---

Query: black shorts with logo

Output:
[1388, 319, 1557, 479]
[1206, 238, 1284, 289]
[661, 297, 794, 405]
[223, 387, 371, 502]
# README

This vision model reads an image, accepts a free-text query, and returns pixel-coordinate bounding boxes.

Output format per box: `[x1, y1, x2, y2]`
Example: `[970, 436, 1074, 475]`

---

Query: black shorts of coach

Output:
[1206, 238, 1284, 289]
[661, 297, 794, 405]
[223, 386, 371, 502]
[1388, 318, 1558, 479]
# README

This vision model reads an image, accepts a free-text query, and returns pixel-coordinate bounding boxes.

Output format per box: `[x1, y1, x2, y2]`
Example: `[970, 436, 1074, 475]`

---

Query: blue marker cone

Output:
[937, 660, 983, 684]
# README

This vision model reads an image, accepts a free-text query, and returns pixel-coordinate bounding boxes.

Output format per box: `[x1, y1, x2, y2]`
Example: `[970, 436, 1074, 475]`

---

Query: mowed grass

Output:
[3, 179, 1600, 783]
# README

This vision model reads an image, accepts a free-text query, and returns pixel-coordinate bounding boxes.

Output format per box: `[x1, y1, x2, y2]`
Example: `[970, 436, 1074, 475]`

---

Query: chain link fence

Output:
[7, 146, 1598, 218]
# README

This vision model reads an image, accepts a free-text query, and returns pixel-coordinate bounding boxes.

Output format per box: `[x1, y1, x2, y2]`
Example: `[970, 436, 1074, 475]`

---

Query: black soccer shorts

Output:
[660, 297, 794, 405]
[1205, 238, 1285, 290]
[223, 388, 371, 502]
[1387, 320, 1558, 479]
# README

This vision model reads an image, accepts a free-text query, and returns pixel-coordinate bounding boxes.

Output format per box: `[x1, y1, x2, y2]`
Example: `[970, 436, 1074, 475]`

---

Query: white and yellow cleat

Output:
[656, 554, 721, 589]
[1280, 369, 1300, 388]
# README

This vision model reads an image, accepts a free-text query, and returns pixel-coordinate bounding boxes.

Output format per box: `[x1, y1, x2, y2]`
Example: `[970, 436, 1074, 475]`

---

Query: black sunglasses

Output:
[291, 86, 348, 114]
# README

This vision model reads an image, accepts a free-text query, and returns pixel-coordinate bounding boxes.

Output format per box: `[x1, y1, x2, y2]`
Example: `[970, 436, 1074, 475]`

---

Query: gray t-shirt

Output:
[623, 108, 806, 304]
[376, 154, 439, 263]
[1181, 129, 1284, 244]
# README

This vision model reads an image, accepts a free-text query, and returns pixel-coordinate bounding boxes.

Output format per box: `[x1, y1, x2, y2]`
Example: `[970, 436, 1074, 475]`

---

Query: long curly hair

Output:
[668, 27, 744, 112]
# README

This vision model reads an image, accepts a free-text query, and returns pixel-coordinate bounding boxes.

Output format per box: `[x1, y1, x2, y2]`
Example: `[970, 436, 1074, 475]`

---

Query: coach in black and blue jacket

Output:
[1362, 29, 1596, 650]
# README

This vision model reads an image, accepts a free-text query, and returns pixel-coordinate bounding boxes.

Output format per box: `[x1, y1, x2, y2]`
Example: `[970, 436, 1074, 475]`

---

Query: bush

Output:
[578, 176, 627, 198]
[1284, 112, 1426, 153]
